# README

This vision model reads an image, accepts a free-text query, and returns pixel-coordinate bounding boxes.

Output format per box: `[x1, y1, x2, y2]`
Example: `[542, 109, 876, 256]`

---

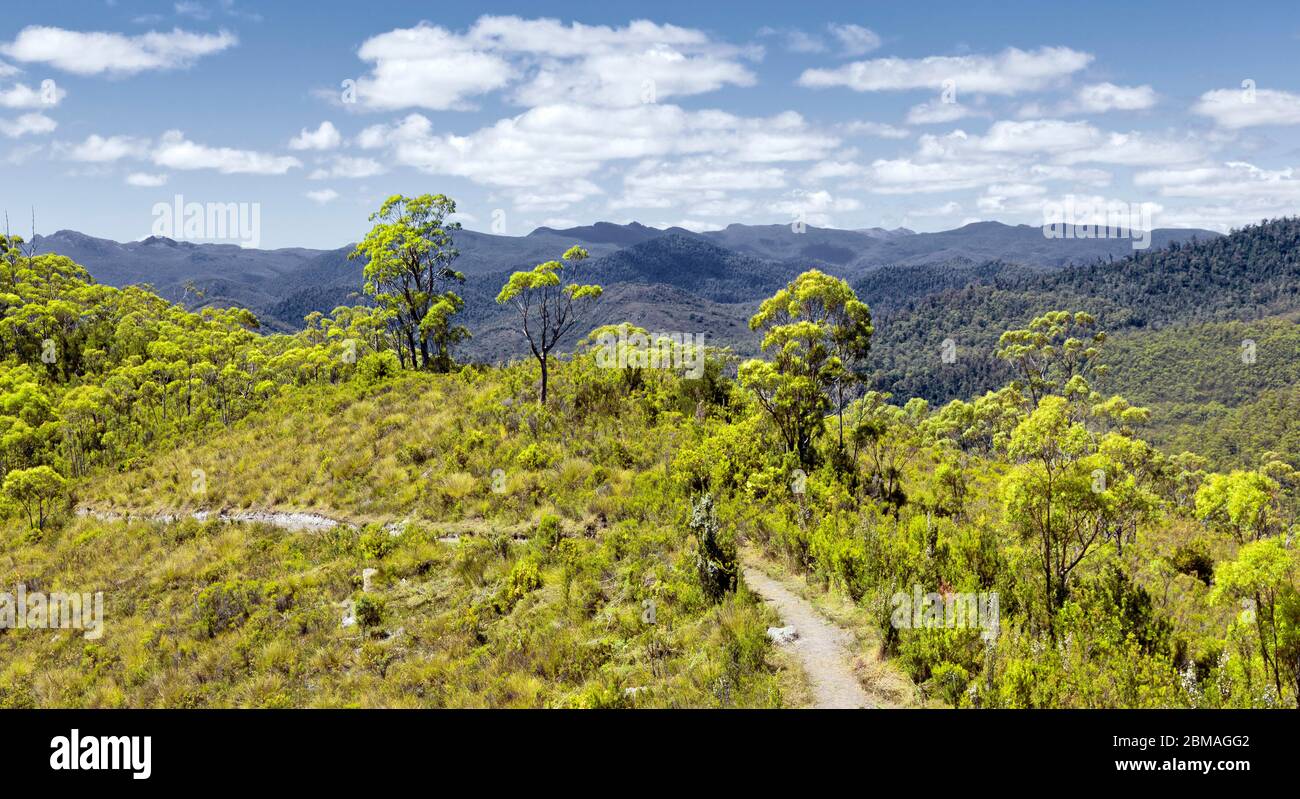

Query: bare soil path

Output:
[742, 555, 879, 709]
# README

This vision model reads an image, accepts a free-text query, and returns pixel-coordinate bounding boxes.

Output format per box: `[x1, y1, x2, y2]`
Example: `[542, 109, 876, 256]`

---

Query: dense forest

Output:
[0, 200, 1297, 708]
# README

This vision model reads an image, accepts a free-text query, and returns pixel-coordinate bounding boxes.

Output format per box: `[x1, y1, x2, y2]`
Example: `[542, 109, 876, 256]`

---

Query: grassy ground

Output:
[3, 367, 799, 708]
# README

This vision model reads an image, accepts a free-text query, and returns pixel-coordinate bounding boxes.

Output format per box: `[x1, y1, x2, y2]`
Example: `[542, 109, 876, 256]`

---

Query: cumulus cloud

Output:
[827, 24, 881, 56]
[0, 26, 236, 75]
[798, 46, 1092, 95]
[349, 16, 754, 111]
[1073, 82, 1156, 113]
[0, 80, 66, 109]
[356, 104, 836, 211]
[125, 172, 168, 187]
[867, 157, 1013, 194]
[152, 130, 300, 174]
[0, 112, 56, 137]
[1192, 87, 1300, 129]
[1134, 160, 1300, 203]
[511, 46, 755, 108]
[906, 100, 978, 125]
[351, 24, 513, 111]
[305, 188, 339, 204]
[308, 155, 385, 179]
[915, 120, 1204, 166]
[860, 118, 1201, 197]
[770, 188, 862, 226]
[840, 120, 910, 139]
[614, 156, 788, 210]
[289, 121, 341, 151]
[62, 133, 150, 162]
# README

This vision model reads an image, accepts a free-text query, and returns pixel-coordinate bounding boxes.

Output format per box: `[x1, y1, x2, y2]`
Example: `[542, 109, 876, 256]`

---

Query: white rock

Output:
[766, 625, 799, 645]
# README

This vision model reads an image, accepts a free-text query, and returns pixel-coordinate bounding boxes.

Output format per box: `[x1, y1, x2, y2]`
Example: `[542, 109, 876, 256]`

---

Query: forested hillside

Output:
[865, 220, 1300, 428]
[2, 205, 1298, 709]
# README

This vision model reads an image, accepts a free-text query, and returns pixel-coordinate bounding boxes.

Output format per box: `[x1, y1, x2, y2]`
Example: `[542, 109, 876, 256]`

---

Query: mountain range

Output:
[34, 220, 1219, 357]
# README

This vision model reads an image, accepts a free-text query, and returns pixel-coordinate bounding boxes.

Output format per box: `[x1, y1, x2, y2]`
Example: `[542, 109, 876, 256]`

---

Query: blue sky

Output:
[2, 0, 1300, 248]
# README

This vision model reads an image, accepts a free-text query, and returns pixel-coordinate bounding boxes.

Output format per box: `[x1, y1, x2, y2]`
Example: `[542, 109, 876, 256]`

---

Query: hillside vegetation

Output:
[2, 208, 1298, 709]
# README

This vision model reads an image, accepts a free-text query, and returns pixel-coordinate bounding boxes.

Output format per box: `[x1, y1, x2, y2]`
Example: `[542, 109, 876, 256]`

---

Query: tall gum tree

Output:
[496, 246, 603, 404]
[350, 194, 468, 372]
[740, 270, 872, 469]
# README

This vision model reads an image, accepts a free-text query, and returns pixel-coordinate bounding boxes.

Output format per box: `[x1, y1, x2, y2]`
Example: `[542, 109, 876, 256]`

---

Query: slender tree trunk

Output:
[539, 353, 549, 404]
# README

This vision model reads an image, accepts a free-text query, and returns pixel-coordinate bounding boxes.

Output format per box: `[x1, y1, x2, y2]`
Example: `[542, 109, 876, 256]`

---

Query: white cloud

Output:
[174, 2, 210, 20]
[687, 196, 756, 217]
[904, 201, 963, 220]
[62, 133, 150, 162]
[305, 188, 339, 204]
[906, 100, 977, 125]
[289, 121, 341, 151]
[661, 218, 726, 232]
[976, 182, 1046, 213]
[152, 130, 301, 174]
[770, 188, 862, 226]
[1073, 82, 1156, 113]
[358, 104, 836, 210]
[467, 15, 713, 55]
[803, 160, 865, 182]
[125, 172, 168, 187]
[0, 112, 56, 137]
[784, 30, 826, 54]
[615, 156, 788, 210]
[535, 217, 580, 229]
[757, 27, 820, 53]
[1, 26, 236, 76]
[1135, 160, 1300, 202]
[308, 155, 385, 179]
[0, 81, 66, 109]
[798, 46, 1092, 95]
[351, 24, 513, 111]
[350, 16, 754, 111]
[915, 120, 1204, 166]
[511, 46, 754, 108]
[1192, 87, 1300, 129]
[867, 157, 1013, 194]
[841, 120, 910, 139]
[828, 24, 881, 56]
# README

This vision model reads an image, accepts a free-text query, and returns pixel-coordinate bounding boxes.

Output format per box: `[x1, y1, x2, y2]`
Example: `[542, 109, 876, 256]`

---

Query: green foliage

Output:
[3, 465, 66, 530]
[740, 270, 873, 468]
[356, 351, 401, 384]
[3, 213, 1298, 710]
[350, 194, 468, 372]
[496, 246, 603, 404]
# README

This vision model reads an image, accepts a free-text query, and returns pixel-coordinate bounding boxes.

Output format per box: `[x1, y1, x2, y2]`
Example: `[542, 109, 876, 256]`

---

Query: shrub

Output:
[516, 442, 555, 470]
[537, 513, 562, 549]
[501, 556, 543, 610]
[358, 524, 395, 560]
[354, 594, 383, 632]
[194, 579, 287, 638]
[356, 351, 401, 384]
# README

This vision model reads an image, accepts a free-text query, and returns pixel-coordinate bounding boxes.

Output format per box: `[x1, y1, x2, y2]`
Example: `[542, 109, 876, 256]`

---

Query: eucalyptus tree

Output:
[350, 194, 466, 372]
[496, 246, 603, 404]
[739, 270, 873, 468]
